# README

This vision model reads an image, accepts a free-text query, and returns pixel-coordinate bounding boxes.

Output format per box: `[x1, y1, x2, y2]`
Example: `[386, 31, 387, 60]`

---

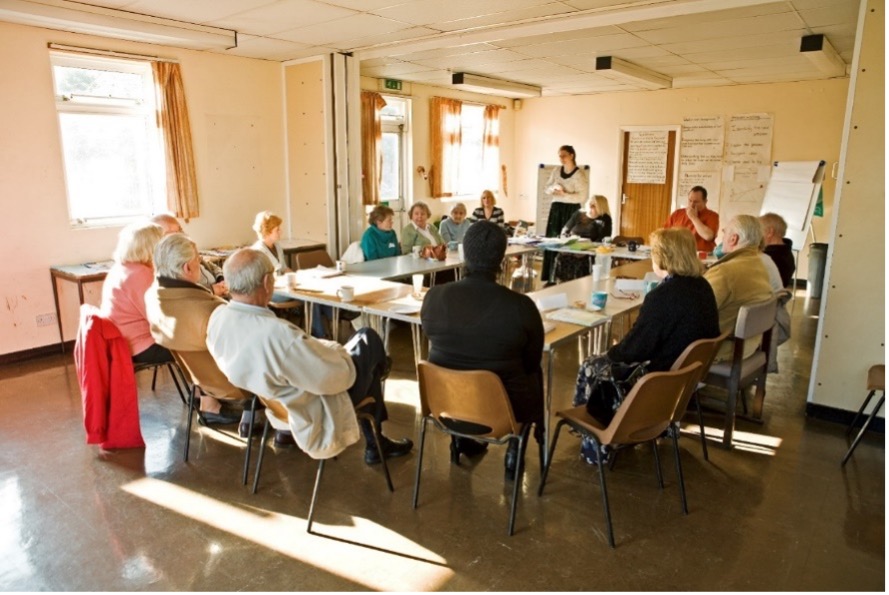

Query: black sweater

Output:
[607, 275, 720, 371]
[764, 238, 795, 288]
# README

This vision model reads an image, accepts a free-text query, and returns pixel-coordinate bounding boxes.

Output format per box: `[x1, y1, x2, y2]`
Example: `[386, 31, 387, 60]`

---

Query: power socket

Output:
[36, 313, 57, 327]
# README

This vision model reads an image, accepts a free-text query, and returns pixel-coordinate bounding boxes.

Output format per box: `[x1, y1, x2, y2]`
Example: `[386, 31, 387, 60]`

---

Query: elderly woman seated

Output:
[439, 202, 472, 244]
[573, 227, 720, 463]
[360, 205, 401, 261]
[401, 201, 444, 254]
[100, 221, 171, 365]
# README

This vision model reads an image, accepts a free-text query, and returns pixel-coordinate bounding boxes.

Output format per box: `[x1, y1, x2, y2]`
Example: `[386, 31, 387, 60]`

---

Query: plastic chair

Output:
[413, 361, 539, 537]
[249, 396, 394, 533]
[296, 249, 335, 270]
[842, 364, 885, 466]
[133, 359, 188, 405]
[538, 363, 701, 548]
[702, 297, 777, 449]
[171, 350, 259, 485]
[669, 331, 731, 461]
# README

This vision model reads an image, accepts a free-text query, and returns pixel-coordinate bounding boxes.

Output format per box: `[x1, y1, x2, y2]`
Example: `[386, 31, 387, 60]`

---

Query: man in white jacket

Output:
[206, 248, 412, 463]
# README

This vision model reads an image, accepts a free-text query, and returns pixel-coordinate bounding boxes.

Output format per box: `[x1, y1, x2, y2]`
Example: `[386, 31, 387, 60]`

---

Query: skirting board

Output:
[0, 341, 73, 366]
[806, 402, 884, 433]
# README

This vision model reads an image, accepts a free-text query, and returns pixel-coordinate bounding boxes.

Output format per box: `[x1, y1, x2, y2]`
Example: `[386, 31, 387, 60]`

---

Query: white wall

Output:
[0, 21, 287, 354]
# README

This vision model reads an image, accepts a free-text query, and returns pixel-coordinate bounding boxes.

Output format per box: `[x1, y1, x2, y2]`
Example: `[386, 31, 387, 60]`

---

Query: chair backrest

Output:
[669, 331, 731, 422]
[296, 249, 335, 270]
[257, 395, 289, 424]
[734, 297, 778, 340]
[340, 241, 365, 264]
[170, 349, 247, 400]
[417, 361, 520, 439]
[600, 363, 701, 446]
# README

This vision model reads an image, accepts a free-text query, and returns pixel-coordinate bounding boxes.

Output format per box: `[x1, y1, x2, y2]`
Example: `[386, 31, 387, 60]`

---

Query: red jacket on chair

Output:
[74, 305, 145, 449]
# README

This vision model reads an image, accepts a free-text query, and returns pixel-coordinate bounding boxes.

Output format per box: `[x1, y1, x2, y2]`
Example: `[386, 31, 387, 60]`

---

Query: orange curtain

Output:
[152, 62, 199, 221]
[360, 91, 387, 206]
[482, 104, 501, 193]
[429, 97, 462, 198]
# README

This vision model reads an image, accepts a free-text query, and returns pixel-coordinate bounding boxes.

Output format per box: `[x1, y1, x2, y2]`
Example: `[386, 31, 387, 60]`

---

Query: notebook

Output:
[545, 308, 608, 327]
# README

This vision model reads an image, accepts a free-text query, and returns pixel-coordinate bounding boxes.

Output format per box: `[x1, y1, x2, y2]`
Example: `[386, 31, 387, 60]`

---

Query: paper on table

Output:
[295, 266, 341, 280]
[545, 308, 608, 327]
[535, 293, 568, 312]
[615, 279, 645, 292]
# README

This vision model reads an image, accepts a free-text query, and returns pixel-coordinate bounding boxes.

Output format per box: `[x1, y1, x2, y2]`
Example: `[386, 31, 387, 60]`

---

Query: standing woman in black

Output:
[542, 145, 589, 283]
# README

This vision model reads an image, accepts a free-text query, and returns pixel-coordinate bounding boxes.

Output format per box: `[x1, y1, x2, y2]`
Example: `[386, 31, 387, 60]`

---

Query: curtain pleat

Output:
[152, 62, 199, 221]
[482, 104, 501, 193]
[360, 91, 387, 206]
[429, 97, 462, 198]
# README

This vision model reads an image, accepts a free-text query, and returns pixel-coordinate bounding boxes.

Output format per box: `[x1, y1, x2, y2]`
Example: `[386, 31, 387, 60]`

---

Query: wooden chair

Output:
[249, 395, 394, 533]
[669, 331, 731, 461]
[702, 297, 777, 448]
[842, 364, 885, 466]
[414, 361, 539, 536]
[538, 363, 701, 548]
[296, 248, 335, 270]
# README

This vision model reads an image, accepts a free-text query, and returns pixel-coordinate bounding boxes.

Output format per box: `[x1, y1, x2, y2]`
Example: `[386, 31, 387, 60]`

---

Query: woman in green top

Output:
[401, 201, 444, 254]
[360, 205, 401, 261]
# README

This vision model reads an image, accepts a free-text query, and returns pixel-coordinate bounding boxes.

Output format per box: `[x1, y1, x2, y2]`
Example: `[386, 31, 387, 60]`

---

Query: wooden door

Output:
[619, 130, 676, 241]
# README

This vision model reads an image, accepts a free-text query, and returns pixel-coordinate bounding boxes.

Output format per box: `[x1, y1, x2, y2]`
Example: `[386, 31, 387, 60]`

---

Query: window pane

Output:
[58, 112, 156, 220]
[53, 66, 144, 101]
[380, 132, 400, 200]
[457, 105, 485, 196]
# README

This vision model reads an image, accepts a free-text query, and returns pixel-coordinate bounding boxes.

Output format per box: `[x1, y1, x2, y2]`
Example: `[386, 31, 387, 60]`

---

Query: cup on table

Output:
[644, 279, 659, 295]
[627, 241, 638, 252]
[591, 263, 603, 282]
[336, 285, 355, 302]
[697, 251, 708, 260]
[336, 259, 347, 272]
[412, 274, 424, 296]
[285, 272, 298, 288]
[589, 290, 608, 311]
[411, 246, 421, 259]
[447, 240, 458, 252]
[457, 244, 464, 259]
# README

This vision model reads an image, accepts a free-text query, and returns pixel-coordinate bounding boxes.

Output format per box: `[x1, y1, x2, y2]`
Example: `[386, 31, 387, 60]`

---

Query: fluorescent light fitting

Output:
[595, 56, 671, 90]
[451, 72, 541, 99]
[800, 34, 845, 77]
[0, 0, 237, 51]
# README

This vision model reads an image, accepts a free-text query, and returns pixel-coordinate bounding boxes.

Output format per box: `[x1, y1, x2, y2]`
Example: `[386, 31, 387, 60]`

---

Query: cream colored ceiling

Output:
[13, 0, 859, 95]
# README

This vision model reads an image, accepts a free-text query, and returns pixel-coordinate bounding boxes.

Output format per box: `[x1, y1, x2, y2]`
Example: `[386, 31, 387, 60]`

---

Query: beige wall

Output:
[809, 0, 884, 412]
[512, 79, 849, 275]
[0, 21, 286, 354]
[359, 76, 516, 227]
[286, 59, 329, 244]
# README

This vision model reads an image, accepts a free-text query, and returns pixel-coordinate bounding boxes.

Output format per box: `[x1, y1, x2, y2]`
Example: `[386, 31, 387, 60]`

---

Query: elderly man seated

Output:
[149, 214, 227, 297]
[145, 233, 257, 435]
[206, 248, 412, 463]
[760, 212, 796, 288]
[704, 214, 775, 362]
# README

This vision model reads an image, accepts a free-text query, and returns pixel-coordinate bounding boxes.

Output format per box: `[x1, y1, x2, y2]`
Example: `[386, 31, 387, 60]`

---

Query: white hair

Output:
[154, 233, 198, 279]
[729, 214, 764, 249]
[224, 248, 274, 295]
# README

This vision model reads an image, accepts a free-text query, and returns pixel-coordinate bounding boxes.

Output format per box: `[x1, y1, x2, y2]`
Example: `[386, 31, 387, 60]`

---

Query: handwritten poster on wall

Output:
[627, 130, 668, 183]
[721, 113, 774, 223]
[678, 115, 724, 207]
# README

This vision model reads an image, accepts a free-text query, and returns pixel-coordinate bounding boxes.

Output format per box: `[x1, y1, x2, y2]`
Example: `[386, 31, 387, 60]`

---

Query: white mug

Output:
[335, 260, 346, 272]
[336, 286, 355, 302]
[285, 271, 298, 288]
[411, 246, 421, 259]
[412, 274, 424, 295]
[457, 244, 464, 260]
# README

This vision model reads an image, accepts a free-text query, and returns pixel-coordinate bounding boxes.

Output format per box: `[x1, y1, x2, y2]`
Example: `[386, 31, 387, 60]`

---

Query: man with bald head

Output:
[150, 214, 227, 297]
[206, 248, 412, 463]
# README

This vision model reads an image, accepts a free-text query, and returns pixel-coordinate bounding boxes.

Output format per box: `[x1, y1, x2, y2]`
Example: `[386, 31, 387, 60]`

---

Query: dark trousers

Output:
[132, 343, 174, 365]
[542, 202, 580, 283]
[345, 328, 389, 431]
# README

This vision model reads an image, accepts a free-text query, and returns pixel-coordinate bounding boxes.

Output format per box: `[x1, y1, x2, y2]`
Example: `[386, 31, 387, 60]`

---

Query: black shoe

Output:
[274, 430, 296, 448]
[365, 435, 413, 465]
[199, 410, 241, 426]
[450, 436, 489, 464]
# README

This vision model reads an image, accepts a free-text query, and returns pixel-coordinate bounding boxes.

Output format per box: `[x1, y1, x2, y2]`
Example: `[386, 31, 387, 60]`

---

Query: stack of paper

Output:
[545, 308, 608, 327]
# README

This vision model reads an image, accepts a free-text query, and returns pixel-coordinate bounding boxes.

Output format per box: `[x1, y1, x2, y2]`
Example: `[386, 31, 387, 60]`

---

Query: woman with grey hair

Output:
[100, 221, 172, 364]
[401, 201, 444, 254]
[439, 202, 472, 244]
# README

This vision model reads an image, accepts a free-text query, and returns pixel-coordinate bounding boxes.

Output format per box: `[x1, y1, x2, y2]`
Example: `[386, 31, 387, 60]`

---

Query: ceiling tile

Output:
[124, 0, 275, 25]
[509, 32, 647, 58]
[222, 34, 311, 61]
[661, 29, 808, 55]
[434, 3, 577, 33]
[319, 0, 410, 10]
[491, 25, 622, 48]
[362, 62, 435, 77]
[388, 43, 500, 62]
[632, 12, 805, 45]
[798, 4, 861, 27]
[274, 13, 412, 45]
[373, 0, 554, 27]
[330, 26, 438, 50]
[621, 3, 795, 32]
[207, 0, 356, 36]
[561, 0, 651, 10]
[412, 48, 530, 69]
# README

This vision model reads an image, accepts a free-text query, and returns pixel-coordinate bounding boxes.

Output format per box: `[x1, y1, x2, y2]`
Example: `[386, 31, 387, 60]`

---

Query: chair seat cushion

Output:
[706, 353, 767, 385]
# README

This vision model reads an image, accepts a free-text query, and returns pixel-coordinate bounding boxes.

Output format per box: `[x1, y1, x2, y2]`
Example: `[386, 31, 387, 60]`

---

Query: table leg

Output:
[304, 302, 313, 336]
[410, 323, 424, 376]
[332, 308, 341, 342]
[50, 273, 65, 354]
[543, 348, 555, 467]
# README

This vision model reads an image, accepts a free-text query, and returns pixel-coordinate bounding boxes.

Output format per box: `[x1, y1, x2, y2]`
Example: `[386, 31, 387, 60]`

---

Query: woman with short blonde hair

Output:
[101, 221, 172, 364]
[470, 190, 506, 231]
[650, 227, 704, 277]
[554, 195, 613, 282]
[250, 211, 288, 274]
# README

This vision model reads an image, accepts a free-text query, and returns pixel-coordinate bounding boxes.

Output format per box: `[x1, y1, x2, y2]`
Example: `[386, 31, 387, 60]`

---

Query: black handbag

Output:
[576, 356, 649, 425]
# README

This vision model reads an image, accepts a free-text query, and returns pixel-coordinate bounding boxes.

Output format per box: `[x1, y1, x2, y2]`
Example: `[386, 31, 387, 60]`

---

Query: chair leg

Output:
[846, 390, 876, 436]
[167, 363, 188, 405]
[251, 418, 272, 494]
[508, 426, 531, 536]
[723, 377, 740, 449]
[694, 393, 710, 461]
[306, 459, 326, 533]
[242, 396, 258, 486]
[671, 429, 689, 515]
[411, 419, 429, 509]
[184, 385, 197, 462]
[842, 394, 885, 466]
[538, 419, 568, 496]
[596, 446, 615, 549]
[651, 440, 664, 489]
[151, 366, 159, 391]
[361, 412, 393, 493]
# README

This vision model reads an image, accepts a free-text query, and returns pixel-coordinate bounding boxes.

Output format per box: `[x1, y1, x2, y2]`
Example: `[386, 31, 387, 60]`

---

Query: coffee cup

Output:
[457, 244, 464, 259]
[336, 286, 355, 302]
[336, 259, 347, 272]
[644, 280, 659, 295]
[448, 240, 458, 252]
[590, 291, 608, 311]
[411, 246, 421, 259]
[697, 251, 708, 260]
[412, 274, 424, 295]
[627, 241, 638, 252]
[285, 272, 298, 288]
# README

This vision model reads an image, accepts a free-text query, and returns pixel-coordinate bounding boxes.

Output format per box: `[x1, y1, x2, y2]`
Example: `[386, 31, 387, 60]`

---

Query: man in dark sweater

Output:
[760, 212, 796, 288]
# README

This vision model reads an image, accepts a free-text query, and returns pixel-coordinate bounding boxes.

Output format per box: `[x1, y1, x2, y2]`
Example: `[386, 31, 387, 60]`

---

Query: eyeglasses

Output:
[610, 290, 640, 300]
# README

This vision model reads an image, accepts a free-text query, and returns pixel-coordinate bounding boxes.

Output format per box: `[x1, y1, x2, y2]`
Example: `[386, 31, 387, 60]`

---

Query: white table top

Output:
[345, 244, 537, 281]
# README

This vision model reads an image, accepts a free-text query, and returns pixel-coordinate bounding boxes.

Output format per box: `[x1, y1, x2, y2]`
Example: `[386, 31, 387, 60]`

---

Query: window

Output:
[379, 95, 409, 203]
[51, 52, 165, 227]
[455, 103, 485, 197]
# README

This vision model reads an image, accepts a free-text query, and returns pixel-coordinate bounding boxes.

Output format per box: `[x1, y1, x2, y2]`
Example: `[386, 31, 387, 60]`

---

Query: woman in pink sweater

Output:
[100, 221, 171, 364]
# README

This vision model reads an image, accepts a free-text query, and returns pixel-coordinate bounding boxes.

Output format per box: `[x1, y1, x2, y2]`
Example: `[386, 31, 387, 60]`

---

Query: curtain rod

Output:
[48, 43, 179, 63]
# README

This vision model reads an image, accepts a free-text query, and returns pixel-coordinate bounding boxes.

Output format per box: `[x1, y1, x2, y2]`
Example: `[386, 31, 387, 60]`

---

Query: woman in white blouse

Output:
[251, 211, 290, 274]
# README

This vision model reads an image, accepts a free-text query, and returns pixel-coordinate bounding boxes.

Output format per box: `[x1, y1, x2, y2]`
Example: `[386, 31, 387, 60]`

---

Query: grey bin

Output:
[807, 242, 828, 299]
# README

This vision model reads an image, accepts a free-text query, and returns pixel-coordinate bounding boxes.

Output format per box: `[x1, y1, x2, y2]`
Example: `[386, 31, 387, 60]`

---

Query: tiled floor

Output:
[0, 293, 883, 591]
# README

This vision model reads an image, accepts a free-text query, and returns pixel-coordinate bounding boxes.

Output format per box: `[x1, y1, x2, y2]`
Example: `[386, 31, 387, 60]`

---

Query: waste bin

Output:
[807, 242, 828, 299]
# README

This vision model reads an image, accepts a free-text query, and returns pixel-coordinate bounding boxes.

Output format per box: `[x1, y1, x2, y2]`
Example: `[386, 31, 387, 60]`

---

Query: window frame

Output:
[379, 94, 411, 208]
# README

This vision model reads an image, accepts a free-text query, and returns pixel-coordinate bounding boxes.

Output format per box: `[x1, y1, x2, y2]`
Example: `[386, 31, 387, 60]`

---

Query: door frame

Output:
[614, 124, 682, 232]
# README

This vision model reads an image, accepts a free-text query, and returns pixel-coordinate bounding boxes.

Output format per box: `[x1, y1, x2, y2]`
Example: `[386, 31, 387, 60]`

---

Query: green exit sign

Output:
[384, 79, 402, 91]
